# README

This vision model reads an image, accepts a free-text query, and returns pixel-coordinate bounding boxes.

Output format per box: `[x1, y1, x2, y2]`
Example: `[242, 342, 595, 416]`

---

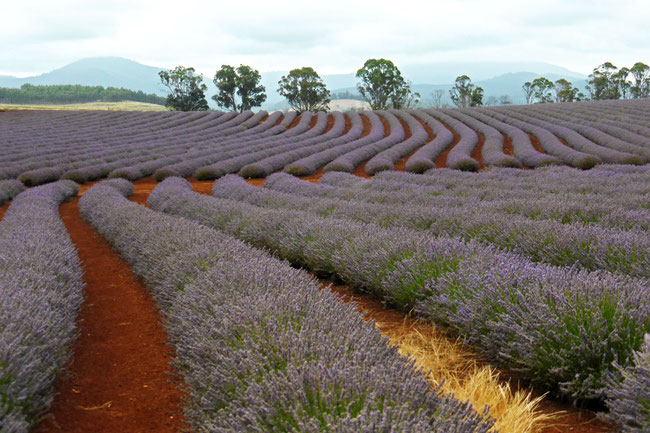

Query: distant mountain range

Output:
[0, 57, 588, 108]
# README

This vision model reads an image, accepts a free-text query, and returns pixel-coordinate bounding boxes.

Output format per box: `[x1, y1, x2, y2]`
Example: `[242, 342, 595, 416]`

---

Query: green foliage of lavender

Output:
[80, 180, 494, 432]
[0, 180, 83, 432]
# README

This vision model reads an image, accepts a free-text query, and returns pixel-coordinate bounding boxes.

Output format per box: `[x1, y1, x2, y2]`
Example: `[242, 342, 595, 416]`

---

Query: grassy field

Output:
[0, 100, 169, 111]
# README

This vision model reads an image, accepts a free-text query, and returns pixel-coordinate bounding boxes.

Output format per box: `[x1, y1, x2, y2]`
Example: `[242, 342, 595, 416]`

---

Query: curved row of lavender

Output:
[148, 176, 650, 408]
[424, 109, 480, 171]
[79, 179, 494, 433]
[221, 169, 650, 232]
[439, 108, 522, 168]
[258, 170, 650, 278]
[0, 180, 83, 432]
[284, 111, 384, 176]
[403, 110, 455, 173]
[323, 111, 404, 173]
[453, 109, 559, 167]
[0, 180, 25, 205]
[508, 106, 650, 162]
[2, 99, 650, 186]
[364, 110, 429, 175]
[154, 111, 300, 180]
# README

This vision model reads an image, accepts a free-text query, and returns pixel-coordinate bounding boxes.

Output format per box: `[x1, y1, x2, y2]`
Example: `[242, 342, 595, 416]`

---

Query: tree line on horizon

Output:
[161, 59, 650, 112]
[0, 84, 166, 105]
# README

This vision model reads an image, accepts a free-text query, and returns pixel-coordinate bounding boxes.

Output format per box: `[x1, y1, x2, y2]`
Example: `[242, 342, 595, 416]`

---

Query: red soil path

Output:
[503, 134, 515, 156]
[0, 202, 9, 220]
[470, 132, 486, 170]
[272, 114, 285, 126]
[528, 134, 550, 155]
[434, 119, 461, 168]
[35, 196, 186, 433]
[394, 115, 436, 172]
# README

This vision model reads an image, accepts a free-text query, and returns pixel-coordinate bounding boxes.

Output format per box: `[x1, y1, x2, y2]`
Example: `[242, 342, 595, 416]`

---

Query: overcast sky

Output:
[2, 0, 648, 77]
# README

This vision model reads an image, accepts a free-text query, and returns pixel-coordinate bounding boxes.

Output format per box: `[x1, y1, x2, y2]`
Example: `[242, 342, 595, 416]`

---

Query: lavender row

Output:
[4, 111, 259, 184]
[0, 180, 25, 205]
[364, 110, 429, 175]
[260, 173, 650, 278]
[440, 108, 522, 168]
[323, 111, 404, 173]
[194, 111, 333, 179]
[403, 110, 455, 173]
[79, 179, 493, 433]
[284, 111, 383, 176]
[532, 103, 650, 142]
[456, 109, 559, 167]
[151, 177, 650, 403]
[222, 170, 650, 231]
[238, 111, 348, 178]
[495, 107, 643, 165]
[0, 181, 83, 432]
[424, 109, 480, 171]
[509, 106, 650, 162]
[152, 111, 300, 180]
[475, 108, 601, 168]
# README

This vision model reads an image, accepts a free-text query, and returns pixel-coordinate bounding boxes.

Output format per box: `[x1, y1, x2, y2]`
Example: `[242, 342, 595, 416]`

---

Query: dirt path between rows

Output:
[35, 197, 186, 433]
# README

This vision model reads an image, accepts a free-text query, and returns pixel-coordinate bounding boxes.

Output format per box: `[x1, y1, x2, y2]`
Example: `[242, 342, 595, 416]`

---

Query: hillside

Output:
[0, 57, 587, 109]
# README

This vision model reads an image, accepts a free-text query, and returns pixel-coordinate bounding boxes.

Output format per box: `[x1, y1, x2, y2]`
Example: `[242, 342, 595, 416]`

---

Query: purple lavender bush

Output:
[0, 181, 83, 432]
[605, 334, 650, 432]
[0, 180, 25, 205]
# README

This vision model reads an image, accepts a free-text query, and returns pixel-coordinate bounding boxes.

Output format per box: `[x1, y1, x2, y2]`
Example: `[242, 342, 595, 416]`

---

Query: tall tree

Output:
[356, 58, 411, 110]
[630, 62, 650, 98]
[613, 67, 631, 99]
[522, 82, 534, 104]
[212, 64, 266, 112]
[449, 75, 483, 107]
[159, 66, 209, 111]
[531, 77, 555, 103]
[553, 78, 582, 102]
[586, 62, 621, 100]
[277, 67, 331, 113]
[391, 80, 420, 109]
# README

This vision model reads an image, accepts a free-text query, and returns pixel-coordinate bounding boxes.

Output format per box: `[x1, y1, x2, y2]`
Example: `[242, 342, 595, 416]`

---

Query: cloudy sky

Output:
[2, 0, 648, 77]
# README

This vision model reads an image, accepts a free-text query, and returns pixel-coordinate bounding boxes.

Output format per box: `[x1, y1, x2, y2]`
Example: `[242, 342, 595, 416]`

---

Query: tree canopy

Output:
[159, 66, 209, 111]
[356, 58, 415, 110]
[277, 67, 330, 113]
[213, 65, 266, 112]
[449, 75, 484, 107]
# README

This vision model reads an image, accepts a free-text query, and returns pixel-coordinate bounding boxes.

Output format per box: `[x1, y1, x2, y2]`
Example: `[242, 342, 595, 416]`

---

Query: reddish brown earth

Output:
[272, 114, 285, 126]
[35, 196, 186, 433]
[434, 119, 461, 168]
[503, 134, 515, 156]
[287, 114, 302, 129]
[471, 132, 486, 170]
[529, 134, 547, 154]
[322, 114, 335, 134]
[0, 202, 9, 220]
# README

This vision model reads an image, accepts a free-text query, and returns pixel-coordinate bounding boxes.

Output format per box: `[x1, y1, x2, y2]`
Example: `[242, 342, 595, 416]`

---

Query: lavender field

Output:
[1, 99, 650, 433]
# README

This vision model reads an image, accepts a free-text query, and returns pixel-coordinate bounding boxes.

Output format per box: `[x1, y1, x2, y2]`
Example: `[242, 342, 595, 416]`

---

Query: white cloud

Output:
[1, 0, 648, 77]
